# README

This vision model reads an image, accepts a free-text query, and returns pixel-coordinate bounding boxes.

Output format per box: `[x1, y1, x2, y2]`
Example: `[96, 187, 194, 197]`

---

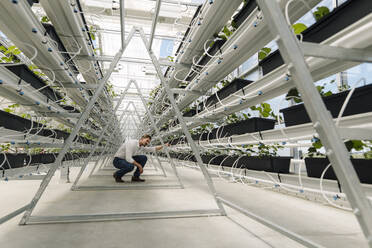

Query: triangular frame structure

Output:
[70, 83, 182, 191]
[17, 24, 227, 225]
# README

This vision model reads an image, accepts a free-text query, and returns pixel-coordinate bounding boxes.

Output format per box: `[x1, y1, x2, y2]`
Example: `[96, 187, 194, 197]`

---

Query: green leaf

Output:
[313, 6, 330, 21]
[261, 47, 271, 54]
[313, 139, 323, 149]
[322, 91, 333, 97]
[4, 108, 13, 113]
[292, 23, 307, 35]
[41, 16, 50, 23]
[258, 47, 271, 61]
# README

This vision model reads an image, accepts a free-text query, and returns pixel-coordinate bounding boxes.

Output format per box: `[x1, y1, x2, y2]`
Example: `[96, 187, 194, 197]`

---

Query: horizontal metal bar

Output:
[38, 112, 81, 118]
[60, 83, 100, 89]
[147, 0, 201, 7]
[301, 42, 372, 63]
[72, 184, 182, 191]
[171, 89, 204, 96]
[338, 127, 372, 140]
[27, 209, 223, 224]
[0, 204, 31, 225]
[76, 55, 175, 66]
[217, 197, 326, 248]
[89, 174, 165, 178]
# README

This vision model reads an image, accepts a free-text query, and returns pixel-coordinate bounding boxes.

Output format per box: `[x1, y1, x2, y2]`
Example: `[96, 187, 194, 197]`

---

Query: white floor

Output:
[0, 160, 368, 248]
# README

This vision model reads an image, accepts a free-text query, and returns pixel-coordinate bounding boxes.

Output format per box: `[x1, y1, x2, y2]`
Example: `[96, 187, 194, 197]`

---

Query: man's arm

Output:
[155, 143, 170, 151]
[143, 143, 170, 152]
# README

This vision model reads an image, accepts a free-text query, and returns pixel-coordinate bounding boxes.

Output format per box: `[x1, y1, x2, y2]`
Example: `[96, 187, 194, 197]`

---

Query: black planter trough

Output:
[0, 110, 96, 144]
[259, 0, 372, 76]
[305, 157, 372, 184]
[201, 154, 227, 165]
[221, 155, 291, 173]
[42, 23, 79, 73]
[202, 79, 253, 110]
[232, 0, 258, 28]
[280, 84, 372, 127]
[27, 0, 39, 6]
[183, 108, 197, 117]
[215, 118, 276, 138]
[196, 38, 226, 68]
[5, 64, 62, 102]
[0, 153, 27, 170]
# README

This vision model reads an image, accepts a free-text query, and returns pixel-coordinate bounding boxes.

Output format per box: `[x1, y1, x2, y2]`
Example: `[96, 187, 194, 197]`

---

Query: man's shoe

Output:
[131, 176, 145, 182]
[113, 173, 125, 183]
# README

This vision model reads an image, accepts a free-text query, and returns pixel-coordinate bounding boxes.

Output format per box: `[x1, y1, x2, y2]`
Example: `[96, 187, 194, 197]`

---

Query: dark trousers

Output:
[113, 155, 147, 178]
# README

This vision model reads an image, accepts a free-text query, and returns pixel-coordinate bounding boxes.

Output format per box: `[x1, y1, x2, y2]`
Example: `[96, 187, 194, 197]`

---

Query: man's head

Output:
[139, 134, 152, 146]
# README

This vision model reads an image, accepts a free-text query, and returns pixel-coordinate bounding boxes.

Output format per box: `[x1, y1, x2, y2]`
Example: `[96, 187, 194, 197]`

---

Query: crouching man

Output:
[113, 134, 168, 183]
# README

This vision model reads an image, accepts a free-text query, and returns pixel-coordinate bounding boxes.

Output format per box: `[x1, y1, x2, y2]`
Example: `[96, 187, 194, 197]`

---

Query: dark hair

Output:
[141, 134, 152, 140]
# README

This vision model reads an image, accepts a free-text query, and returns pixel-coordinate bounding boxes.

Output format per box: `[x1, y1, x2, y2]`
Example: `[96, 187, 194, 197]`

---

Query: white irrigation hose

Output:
[0, 42, 38, 67]
[319, 163, 352, 211]
[336, 77, 366, 126]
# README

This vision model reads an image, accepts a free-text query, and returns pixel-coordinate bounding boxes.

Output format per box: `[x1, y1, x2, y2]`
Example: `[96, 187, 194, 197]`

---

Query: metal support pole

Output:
[130, 80, 182, 185]
[256, 0, 372, 246]
[70, 37, 135, 190]
[137, 27, 226, 215]
[119, 0, 125, 48]
[87, 115, 130, 174]
[129, 100, 167, 176]
[148, 0, 162, 50]
[88, 105, 132, 177]
[18, 23, 134, 226]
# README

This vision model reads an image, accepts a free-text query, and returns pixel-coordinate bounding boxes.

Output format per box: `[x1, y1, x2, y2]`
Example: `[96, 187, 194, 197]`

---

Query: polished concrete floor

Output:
[0, 160, 368, 248]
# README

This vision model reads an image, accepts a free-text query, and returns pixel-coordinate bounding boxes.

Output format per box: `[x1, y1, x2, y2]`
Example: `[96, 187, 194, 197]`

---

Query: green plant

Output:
[258, 47, 271, 61]
[89, 25, 97, 40]
[106, 83, 118, 98]
[0, 143, 11, 152]
[3, 103, 20, 113]
[28, 64, 47, 78]
[286, 80, 335, 103]
[190, 123, 215, 135]
[307, 138, 371, 158]
[0, 45, 21, 63]
[292, 23, 308, 35]
[313, 6, 330, 21]
[41, 16, 50, 23]
[250, 102, 279, 119]
[257, 142, 281, 157]
[167, 56, 174, 62]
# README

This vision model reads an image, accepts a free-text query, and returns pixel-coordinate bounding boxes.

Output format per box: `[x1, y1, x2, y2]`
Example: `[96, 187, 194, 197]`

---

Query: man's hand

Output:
[134, 161, 143, 174]
[156, 143, 170, 151]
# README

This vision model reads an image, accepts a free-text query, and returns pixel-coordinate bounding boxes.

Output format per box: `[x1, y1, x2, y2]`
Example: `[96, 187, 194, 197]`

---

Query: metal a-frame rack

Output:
[70, 80, 183, 191]
[16, 0, 227, 226]
[3, 0, 371, 247]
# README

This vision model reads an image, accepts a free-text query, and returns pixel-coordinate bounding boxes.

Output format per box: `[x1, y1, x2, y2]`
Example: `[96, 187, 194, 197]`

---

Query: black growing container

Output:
[183, 108, 197, 117]
[280, 84, 372, 127]
[259, 0, 372, 76]
[222, 155, 291, 173]
[305, 157, 372, 184]
[214, 117, 276, 138]
[5, 64, 62, 102]
[232, 0, 258, 28]
[0, 110, 94, 144]
[28, 153, 56, 165]
[42, 23, 78, 73]
[27, 0, 39, 6]
[201, 154, 227, 165]
[197, 39, 226, 67]
[0, 153, 27, 169]
[203, 79, 253, 109]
